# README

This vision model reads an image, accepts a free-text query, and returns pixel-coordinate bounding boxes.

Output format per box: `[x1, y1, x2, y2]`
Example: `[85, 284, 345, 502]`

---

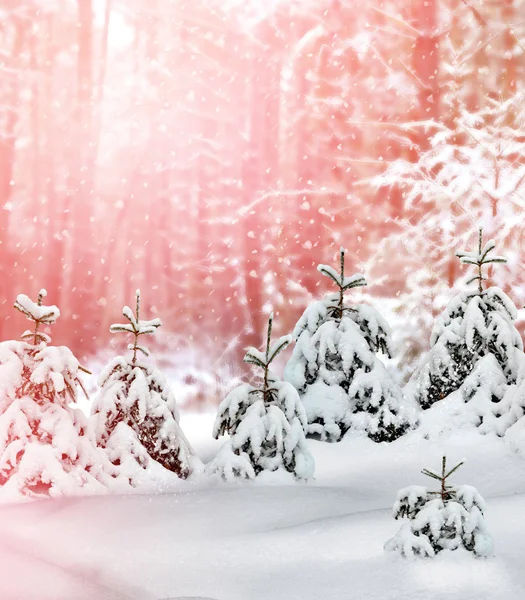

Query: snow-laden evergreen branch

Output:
[14, 289, 60, 345]
[244, 313, 292, 406]
[456, 228, 506, 293]
[110, 290, 162, 364]
[317, 248, 366, 321]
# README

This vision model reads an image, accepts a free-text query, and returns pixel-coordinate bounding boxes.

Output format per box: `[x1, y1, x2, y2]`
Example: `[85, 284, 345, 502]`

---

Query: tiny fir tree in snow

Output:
[414, 229, 523, 411]
[208, 313, 314, 482]
[385, 457, 493, 558]
[284, 249, 415, 443]
[92, 290, 195, 482]
[0, 290, 112, 497]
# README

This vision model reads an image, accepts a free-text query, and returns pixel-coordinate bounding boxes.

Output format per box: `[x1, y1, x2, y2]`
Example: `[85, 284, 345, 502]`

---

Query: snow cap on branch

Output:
[317, 247, 366, 292]
[456, 228, 507, 293]
[244, 312, 292, 371]
[110, 289, 161, 362]
[14, 289, 60, 345]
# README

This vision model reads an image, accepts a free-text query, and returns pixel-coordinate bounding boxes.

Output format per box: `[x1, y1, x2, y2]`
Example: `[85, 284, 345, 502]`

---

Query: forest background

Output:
[1, 0, 524, 397]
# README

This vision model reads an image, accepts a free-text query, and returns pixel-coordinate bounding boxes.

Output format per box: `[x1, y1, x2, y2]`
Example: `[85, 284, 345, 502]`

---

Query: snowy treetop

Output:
[317, 265, 366, 291]
[14, 290, 60, 326]
[110, 290, 161, 362]
[456, 240, 504, 266]
[430, 286, 521, 348]
[117, 306, 162, 335]
[291, 297, 393, 357]
[14, 290, 60, 345]
[317, 248, 366, 292]
[244, 335, 292, 370]
[456, 229, 506, 293]
[244, 313, 291, 371]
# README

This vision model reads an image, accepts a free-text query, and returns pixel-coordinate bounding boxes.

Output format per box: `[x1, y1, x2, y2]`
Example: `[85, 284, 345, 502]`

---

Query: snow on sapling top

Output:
[294, 247, 392, 357]
[317, 247, 367, 322]
[14, 289, 60, 345]
[110, 289, 162, 363]
[12, 288, 91, 402]
[243, 312, 292, 399]
[456, 228, 506, 294]
[391, 457, 466, 522]
[420, 456, 464, 504]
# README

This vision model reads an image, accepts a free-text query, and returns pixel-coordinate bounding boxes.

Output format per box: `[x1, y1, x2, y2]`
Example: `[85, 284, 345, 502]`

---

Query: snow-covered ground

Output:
[0, 412, 524, 600]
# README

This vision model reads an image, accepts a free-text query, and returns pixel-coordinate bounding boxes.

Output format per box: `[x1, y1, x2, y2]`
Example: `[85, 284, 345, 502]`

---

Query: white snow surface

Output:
[0, 411, 524, 599]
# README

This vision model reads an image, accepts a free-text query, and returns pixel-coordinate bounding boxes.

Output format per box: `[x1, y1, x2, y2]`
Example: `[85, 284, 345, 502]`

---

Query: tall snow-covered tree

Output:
[385, 457, 493, 558]
[208, 313, 314, 482]
[0, 290, 112, 498]
[284, 248, 416, 443]
[92, 290, 196, 483]
[413, 229, 523, 415]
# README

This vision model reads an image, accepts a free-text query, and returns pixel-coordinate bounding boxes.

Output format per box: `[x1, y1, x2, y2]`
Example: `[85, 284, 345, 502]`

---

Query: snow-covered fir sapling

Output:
[0, 290, 112, 497]
[414, 229, 523, 417]
[284, 248, 415, 443]
[385, 457, 493, 558]
[208, 313, 314, 482]
[92, 290, 196, 482]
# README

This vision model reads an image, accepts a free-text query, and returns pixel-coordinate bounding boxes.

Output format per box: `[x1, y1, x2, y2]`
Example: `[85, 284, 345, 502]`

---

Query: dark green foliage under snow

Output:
[414, 229, 523, 410]
[92, 290, 195, 482]
[209, 314, 314, 481]
[385, 457, 493, 558]
[285, 248, 416, 443]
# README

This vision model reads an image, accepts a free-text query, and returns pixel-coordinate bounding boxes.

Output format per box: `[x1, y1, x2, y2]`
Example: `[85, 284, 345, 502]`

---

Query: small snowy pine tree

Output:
[91, 290, 196, 483]
[284, 248, 415, 443]
[385, 457, 493, 558]
[208, 313, 314, 482]
[0, 290, 112, 498]
[414, 229, 523, 414]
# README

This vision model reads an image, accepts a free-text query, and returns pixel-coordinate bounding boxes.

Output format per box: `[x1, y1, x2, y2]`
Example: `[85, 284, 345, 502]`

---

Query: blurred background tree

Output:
[0, 0, 524, 396]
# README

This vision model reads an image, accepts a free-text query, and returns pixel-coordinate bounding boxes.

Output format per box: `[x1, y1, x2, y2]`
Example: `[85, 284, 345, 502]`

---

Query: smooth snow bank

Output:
[0, 411, 523, 599]
[0, 484, 523, 600]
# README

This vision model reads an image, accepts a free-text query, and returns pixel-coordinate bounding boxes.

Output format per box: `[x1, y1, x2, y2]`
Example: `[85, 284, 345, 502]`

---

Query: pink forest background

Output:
[1, 0, 524, 401]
